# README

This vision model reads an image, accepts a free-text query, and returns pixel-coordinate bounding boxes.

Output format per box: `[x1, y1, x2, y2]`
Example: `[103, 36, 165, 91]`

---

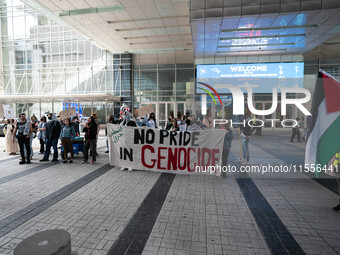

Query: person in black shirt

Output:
[40, 113, 61, 162]
[72, 116, 80, 136]
[290, 118, 301, 142]
[83, 116, 98, 164]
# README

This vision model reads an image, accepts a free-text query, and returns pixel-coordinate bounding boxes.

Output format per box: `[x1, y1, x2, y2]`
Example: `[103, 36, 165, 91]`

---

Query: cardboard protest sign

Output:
[138, 104, 154, 117]
[59, 107, 76, 120]
[108, 124, 226, 174]
[3, 105, 16, 119]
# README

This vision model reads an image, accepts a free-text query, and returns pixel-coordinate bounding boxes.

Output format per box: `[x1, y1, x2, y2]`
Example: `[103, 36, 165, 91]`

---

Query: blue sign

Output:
[197, 63, 303, 79]
[196, 62, 304, 94]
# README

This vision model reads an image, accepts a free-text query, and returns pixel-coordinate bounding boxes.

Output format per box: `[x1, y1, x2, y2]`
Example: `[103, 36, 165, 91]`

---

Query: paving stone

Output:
[0, 132, 339, 254]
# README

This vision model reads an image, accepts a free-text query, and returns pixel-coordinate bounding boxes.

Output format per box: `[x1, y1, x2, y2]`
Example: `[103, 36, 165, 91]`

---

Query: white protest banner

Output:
[3, 105, 16, 119]
[138, 104, 154, 117]
[108, 124, 226, 174]
[59, 107, 76, 120]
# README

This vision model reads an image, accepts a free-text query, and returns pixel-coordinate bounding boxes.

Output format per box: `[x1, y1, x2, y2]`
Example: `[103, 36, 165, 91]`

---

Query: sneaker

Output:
[333, 204, 340, 211]
[120, 167, 128, 171]
[40, 158, 49, 162]
[52, 158, 59, 162]
[69, 160, 73, 163]
[128, 168, 133, 172]
[19, 160, 26, 165]
[82, 160, 88, 164]
[239, 159, 244, 163]
[91, 160, 96, 164]
[63, 160, 68, 164]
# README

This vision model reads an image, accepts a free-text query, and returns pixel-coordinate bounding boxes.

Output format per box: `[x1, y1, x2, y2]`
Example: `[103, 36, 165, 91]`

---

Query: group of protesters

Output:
[2, 112, 100, 165]
[2, 106, 251, 167]
[114, 106, 236, 169]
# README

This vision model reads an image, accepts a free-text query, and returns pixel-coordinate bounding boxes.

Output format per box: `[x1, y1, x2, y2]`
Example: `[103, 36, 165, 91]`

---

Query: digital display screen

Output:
[196, 62, 304, 94]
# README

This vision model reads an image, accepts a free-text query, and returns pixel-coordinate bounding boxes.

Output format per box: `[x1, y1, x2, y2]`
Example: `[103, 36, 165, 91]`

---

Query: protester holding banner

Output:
[148, 112, 158, 129]
[188, 118, 201, 131]
[5, 119, 18, 155]
[60, 118, 76, 164]
[82, 116, 98, 164]
[141, 116, 150, 127]
[165, 116, 174, 130]
[38, 116, 47, 154]
[171, 119, 179, 131]
[185, 119, 191, 131]
[179, 116, 187, 131]
[105, 115, 117, 153]
[40, 113, 61, 162]
[203, 109, 214, 129]
[13, 113, 32, 164]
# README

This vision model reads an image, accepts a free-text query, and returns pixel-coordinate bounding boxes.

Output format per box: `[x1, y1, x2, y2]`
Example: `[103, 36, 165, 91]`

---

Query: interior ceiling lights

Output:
[59, 5, 125, 17]
[217, 43, 295, 48]
[219, 33, 306, 41]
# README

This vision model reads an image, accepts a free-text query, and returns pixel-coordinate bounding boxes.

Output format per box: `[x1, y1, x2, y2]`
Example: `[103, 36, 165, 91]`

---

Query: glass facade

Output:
[0, 0, 131, 98]
[0, 0, 132, 122]
[2, 0, 340, 126]
[133, 64, 195, 127]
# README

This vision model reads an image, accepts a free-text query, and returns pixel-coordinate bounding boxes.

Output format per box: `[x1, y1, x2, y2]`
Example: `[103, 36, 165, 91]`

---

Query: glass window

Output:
[158, 69, 175, 91]
[141, 65, 156, 70]
[140, 70, 156, 91]
[93, 102, 106, 123]
[158, 64, 175, 69]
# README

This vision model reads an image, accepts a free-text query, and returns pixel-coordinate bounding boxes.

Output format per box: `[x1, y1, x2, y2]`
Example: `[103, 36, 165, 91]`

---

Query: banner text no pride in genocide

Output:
[108, 124, 226, 174]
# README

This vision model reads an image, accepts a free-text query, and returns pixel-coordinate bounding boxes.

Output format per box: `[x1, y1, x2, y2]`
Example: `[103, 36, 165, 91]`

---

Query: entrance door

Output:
[158, 103, 166, 128]
[159, 102, 175, 128]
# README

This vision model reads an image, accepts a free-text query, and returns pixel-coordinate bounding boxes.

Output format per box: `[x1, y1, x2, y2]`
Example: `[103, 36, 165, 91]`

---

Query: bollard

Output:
[14, 229, 71, 255]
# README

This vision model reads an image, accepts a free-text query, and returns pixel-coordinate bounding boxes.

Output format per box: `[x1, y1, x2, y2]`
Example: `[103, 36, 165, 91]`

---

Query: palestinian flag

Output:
[305, 70, 340, 174]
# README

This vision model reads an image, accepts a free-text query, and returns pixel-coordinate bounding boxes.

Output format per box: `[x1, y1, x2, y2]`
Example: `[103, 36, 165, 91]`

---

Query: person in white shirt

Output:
[148, 112, 158, 128]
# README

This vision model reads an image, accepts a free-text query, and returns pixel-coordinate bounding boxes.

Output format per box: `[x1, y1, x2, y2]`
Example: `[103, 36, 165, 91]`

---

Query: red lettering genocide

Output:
[141, 145, 220, 172]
